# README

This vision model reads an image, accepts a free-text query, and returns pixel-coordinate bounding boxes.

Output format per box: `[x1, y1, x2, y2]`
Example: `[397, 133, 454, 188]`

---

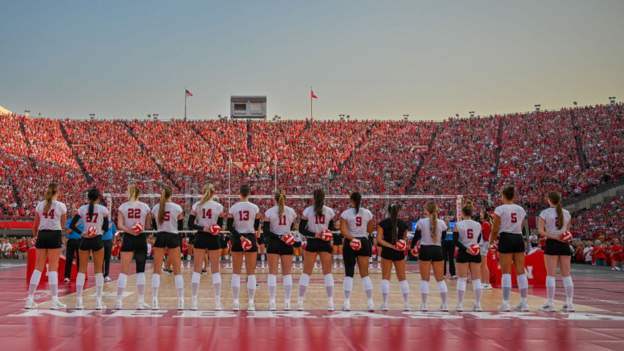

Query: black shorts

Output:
[121, 232, 147, 252]
[419, 245, 443, 261]
[498, 233, 525, 253]
[456, 249, 482, 263]
[194, 231, 221, 250]
[343, 238, 372, 257]
[219, 235, 229, 249]
[304, 238, 332, 253]
[257, 234, 266, 246]
[230, 233, 258, 253]
[35, 230, 62, 249]
[186, 233, 196, 244]
[381, 246, 405, 261]
[154, 232, 180, 249]
[332, 233, 343, 246]
[80, 236, 104, 251]
[544, 238, 571, 256]
[267, 235, 294, 255]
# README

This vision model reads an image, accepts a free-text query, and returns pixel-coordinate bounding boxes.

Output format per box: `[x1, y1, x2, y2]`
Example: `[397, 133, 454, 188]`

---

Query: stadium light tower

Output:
[573, 101, 578, 107]
[469, 111, 475, 118]
[24, 109, 30, 115]
[455, 113, 460, 118]
[402, 114, 409, 121]
[609, 96, 616, 105]
[534, 104, 541, 112]
[89, 113, 96, 120]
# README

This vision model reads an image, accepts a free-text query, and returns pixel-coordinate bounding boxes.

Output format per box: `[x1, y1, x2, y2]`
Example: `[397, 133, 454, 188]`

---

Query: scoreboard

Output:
[230, 96, 267, 119]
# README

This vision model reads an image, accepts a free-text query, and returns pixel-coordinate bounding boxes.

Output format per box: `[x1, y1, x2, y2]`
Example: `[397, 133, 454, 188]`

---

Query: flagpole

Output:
[184, 90, 187, 121]
[310, 86, 313, 120]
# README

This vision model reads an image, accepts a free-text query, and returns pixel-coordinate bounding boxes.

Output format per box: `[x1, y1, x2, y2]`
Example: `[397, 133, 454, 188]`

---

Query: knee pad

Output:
[420, 280, 429, 294]
[118, 273, 128, 288]
[136, 272, 146, 286]
[191, 272, 201, 284]
[247, 275, 257, 290]
[362, 276, 372, 291]
[231, 274, 241, 287]
[343, 276, 353, 291]
[299, 273, 310, 287]
[381, 279, 390, 294]
[283, 275, 293, 286]
[517, 274, 528, 289]
[457, 278, 467, 291]
[324, 274, 334, 287]
[267, 274, 277, 287]
[437, 280, 448, 293]
[501, 273, 512, 288]
[212, 272, 221, 285]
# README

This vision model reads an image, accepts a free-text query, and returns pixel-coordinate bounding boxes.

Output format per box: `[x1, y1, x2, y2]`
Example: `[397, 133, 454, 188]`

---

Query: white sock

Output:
[174, 274, 184, 298]
[437, 280, 448, 305]
[117, 273, 128, 299]
[472, 278, 482, 305]
[324, 274, 334, 298]
[191, 272, 201, 298]
[502, 273, 512, 303]
[231, 274, 241, 300]
[28, 269, 42, 297]
[546, 276, 556, 304]
[381, 279, 390, 305]
[283, 275, 293, 302]
[212, 272, 222, 299]
[151, 273, 160, 299]
[362, 276, 373, 299]
[95, 273, 104, 300]
[48, 271, 59, 298]
[562, 276, 574, 305]
[268, 274, 277, 301]
[298, 273, 310, 299]
[420, 280, 429, 305]
[457, 278, 467, 305]
[343, 276, 353, 299]
[399, 280, 410, 304]
[247, 275, 257, 301]
[76, 272, 86, 298]
[136, 273, 146, 301]
[517, 273, 528, 302]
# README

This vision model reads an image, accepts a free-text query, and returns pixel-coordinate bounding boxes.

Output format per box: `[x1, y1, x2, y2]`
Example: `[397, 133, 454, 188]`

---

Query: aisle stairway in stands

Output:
[17, 118, 37, 169]
[58, 122, 94, 184]
[488, 117, 504, 196]
[407, 123, 440, 191]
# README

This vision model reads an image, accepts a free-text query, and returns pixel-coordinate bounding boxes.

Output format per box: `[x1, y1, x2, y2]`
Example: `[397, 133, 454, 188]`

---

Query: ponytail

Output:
[158, 186, 172, 224]
[275, 190, 286, 216]
[43, 183, 58, 213]
[127, 184, 140, 202]
[548, 192, 564, 229]
[426, 202, 439, 242]
[313, 189, 325, 216]
[462, 200, 474, 218]
[199, 183, 215, 206]
[388, 203, 400, 243]
[350, 192, 362, 215]
[87, 188, 100, 218]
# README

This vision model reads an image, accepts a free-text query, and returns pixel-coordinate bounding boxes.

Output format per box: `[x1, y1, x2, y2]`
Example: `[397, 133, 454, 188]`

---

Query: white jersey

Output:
[416, 218, 448, 246]
[456, 219, 482, 247]
[35, 200, 67, 231]
[151, 202, 184, 233]
[539, 207, 571, 238]
[118, 201, 151, 229]
[340, 207, 373, 238]
[265, 206, 297, 236]
[228, 201, 260, 234]
[494, 204, 526, 235]
[302, 205, 335, 234]
[77, 204, 110, 236]
[191, 199, 224, 228]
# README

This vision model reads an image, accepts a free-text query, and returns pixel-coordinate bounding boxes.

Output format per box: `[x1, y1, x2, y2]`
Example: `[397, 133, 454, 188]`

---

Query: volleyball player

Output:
[416, 202, 449, 311]
[454, 201, 483, 312]
[297, 189, 336, 311]
[115, 185, 152, 309]
[188, 184, 225, 310]
[538, 192, 574, 312]
[340, 192, 375, 311]
[480, 210, 493, 289]
[150, 186, 185, 309]
[376, 204, 410, 311]
[227, 184, 261, 311]
[263, 190, 297, 310]
[69, 188, 110, 309]
[491, 186, 528, 312]
[26, 183, 68, 309]
[332, 229, 343, 269]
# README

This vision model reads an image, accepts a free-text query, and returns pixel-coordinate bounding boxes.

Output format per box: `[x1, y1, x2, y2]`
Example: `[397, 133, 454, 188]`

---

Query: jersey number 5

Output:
[511, 213, 517, 223]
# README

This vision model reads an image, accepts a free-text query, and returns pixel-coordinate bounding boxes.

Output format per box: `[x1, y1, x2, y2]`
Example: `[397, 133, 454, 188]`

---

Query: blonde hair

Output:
[158, 186, 172, 224]
[199, 183, 215, 206]
[426, 202, 439, 242]
[44, 183, 58, 213]
[275, 190, 286, 216]
[127, 184, 140, 202]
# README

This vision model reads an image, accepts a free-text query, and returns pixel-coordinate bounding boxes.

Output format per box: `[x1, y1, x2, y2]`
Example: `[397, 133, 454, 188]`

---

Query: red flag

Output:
[310, 90, 318, 99]
[185, 89, 193, 97]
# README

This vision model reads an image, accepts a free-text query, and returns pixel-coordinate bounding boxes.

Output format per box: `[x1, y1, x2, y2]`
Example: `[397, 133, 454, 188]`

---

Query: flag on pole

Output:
[185, 89, 193, 97]
[310, 89, 318, 99]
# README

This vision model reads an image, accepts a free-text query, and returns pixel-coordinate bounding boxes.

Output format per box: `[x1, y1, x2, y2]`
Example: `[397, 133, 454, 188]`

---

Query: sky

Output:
[1, 0, 623, 120]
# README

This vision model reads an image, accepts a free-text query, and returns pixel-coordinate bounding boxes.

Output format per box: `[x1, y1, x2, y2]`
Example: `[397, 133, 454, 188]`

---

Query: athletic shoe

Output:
[472, 303, 482, 312]
[248, 300, 256, 311]
[514, 301, 529, 312]
[450, 276, 458, 280]
[419, 303, 428, 312]
[498, 302, 511, 312]
[283, 300, 291, 311]
[215, 298, 222, 311]
[481, 283, 492, 290]
[104, 276, 112, 283]
[269, 299, 276, 311]
[75, 297, 84, 310]
[327, 298, 335, 311]
[403, 303, 411, 312]
[95, 298, 106, 310]
[562, 304, 575, 313]
[151, 297, 159, 310]
[136, 301, 151, 310]
[191, 296, 198, 311]
[297, 299, 304, 311]
[367, 299, 375, 312]
[177, 298, 185, 310]
[380, 302, 389, 311]
[455, 303, 464, 312]
[439, 303, 449, 312]
[539, 302, 555, 312]
[114, 299, 123, 310]
[63, 278, 70, 283]
[51, 296, 68, 310]
[232, 299, 240, 311]
[25, 297, 37, 309]
[342, 299, 351, 311]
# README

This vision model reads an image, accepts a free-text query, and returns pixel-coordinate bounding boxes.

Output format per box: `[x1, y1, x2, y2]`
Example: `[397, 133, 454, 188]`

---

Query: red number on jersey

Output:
[43, 209, 55, 219]
[128, 208, 141, 219]
[355, 216, 362, 226]
[86, 213, 99, 223]
[239, 211, 250, 221]
[163, 211, 171, 221]
[511, 213, 517, 223]
[278, 215, 286, 226]
[315, 215, 325, 224]
[467, 228, 474, 239]
[202, 208, 212, 219]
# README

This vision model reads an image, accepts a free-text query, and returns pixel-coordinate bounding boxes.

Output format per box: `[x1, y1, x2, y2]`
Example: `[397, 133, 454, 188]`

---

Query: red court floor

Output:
[1, 262, 623, 351]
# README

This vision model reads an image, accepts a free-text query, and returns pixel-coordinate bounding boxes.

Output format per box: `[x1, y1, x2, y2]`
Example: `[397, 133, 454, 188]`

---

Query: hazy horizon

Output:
[1, 0, 623, 121]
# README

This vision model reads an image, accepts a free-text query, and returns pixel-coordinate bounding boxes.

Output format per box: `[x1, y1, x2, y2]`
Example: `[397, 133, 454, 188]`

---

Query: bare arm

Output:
[491, 214, 501, 242]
